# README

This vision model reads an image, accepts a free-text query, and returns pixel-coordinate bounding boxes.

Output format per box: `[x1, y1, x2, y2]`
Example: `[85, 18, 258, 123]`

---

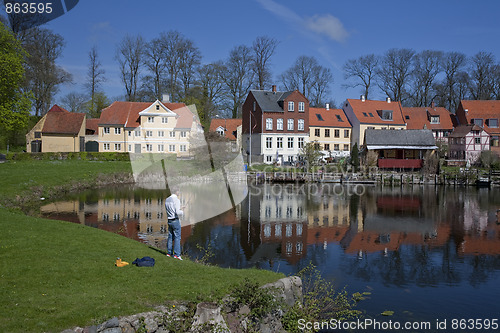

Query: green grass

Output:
[0, 159, 283, 332]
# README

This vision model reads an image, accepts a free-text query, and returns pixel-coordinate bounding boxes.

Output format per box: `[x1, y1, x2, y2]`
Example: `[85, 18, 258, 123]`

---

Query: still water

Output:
[41, 183, 500, 331]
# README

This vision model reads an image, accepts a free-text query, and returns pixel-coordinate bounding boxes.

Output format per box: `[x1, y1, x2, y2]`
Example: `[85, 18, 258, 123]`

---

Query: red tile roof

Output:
[42, 105, 85, 135]
[459, 100, 500, 135]
[402, 107, 454, 130]
[209, 118, 242, 140]
[86, 119, 100, 133]
[309, 107, 351, 128]
[347, 99, 406, 125]
[98, 101, 186, 128]
[173, 105, 198, 130]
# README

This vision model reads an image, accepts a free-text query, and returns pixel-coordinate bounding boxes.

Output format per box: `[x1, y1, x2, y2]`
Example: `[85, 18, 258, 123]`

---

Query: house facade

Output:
[455, 100, 500, 156]
[242, 86, 309, 164]
[364, 129, 437, 170]
[98, 99, 201, 157]
[309, 106, 351, 158]
[26, 105, 86, 153]
[402, 105, 454, 142]
[343, 97, 407, 149]
[448, 124, 490, 166]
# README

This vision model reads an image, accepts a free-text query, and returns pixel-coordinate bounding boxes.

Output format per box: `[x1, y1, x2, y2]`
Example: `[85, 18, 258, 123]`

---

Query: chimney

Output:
[271, 85, 277, 94]
[386, 97, 391, 103]
[431, 101, 435, 109]
[360, 95, 365, 102]
[325, 103, 330, 110]
[464, 108, 468, 114]
[162, 94, 170, 103]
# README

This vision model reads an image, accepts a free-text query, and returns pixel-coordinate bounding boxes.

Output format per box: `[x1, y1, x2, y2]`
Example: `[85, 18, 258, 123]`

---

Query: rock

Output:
[191, 302, 230, 333]
[100, 329, 121, 333]
[100, 317, 119, 329]
[262, 276, 302, 307]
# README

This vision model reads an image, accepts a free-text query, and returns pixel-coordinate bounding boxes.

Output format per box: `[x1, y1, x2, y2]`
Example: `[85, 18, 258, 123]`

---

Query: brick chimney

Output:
[272, 85, 277, 93]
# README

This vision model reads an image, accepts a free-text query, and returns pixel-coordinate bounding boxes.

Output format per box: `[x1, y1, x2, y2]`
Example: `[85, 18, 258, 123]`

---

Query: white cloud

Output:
[305, 14, 349, 42]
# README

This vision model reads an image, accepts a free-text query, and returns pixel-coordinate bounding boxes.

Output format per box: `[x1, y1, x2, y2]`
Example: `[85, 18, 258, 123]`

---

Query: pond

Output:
[41, 183, 500, 332]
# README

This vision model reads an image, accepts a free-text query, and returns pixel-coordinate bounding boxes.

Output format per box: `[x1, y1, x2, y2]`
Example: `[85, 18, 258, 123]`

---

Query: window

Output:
[180, 131, 187, 138]
[325, 129, 330, 137]
[180, 145, 187, 152]
[369, 113, 374, 117]
[324, 144, 330, 150]
[266, 118, 273, 130]
[491, 136, 499, 147]
[128, 131, 132, 137]
[156, 105, 160, 110]
[334, 129, 340, 138]
[158, 130, 164, 137]
[288, 101, 294, 111]
[146, 144, 152, 152]
[169, 131, 175, 138]
[114, 127, 121, 135]
[102, 127, 110, 134]
[475, 137, 481, 144]
[158, 144, 164, 152]
[148, 116, 154, 123]
[162, 117, 168, 124]
[405, 115, 410, 120]
[146, 130, 153, 137]
[343, 144, 349, 151]
[128, 144, 132, 152]
[266, 155, 272, 162]
[430, 116, 440, 124]
[34, 131, 41, 138]
[103, 143, 110, 151]
[298, 102, 305, 112]
[114, 143, 121, 151]
[334, 144, 339, 151]
[253, 101, 256, 112]
[314, 128, 320, 137]
[314, 143, 321, 150]
[135, 129, 141, 136]
[344, 129, 349, 138]
[277, 137, 283, 149]
[378, 110, 392, 120]
[336, 115, 343, 122]
[298, 137, 304, 149]
[287, 119, 294, 130]
[316, 114, 324, 121]
[266, 137, 272, 149]
[362, 112, 368, 117]
[288, 137, 294, 149]
[277, 118, 283, 130]
[487, 119, 498, 128]
[169, 144, 175, 152]
[473, 118, 483, 127]
[298, 119, 304, 131]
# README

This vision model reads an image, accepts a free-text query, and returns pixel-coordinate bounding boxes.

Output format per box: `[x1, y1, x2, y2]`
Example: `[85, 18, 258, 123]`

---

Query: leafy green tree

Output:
[0, 22, 31, 149]
[350, 143, 360, 172]
[299, 140, 322, 172]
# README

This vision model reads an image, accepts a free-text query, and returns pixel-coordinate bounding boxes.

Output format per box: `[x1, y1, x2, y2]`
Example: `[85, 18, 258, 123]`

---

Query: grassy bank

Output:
[0, 159, 282, 332]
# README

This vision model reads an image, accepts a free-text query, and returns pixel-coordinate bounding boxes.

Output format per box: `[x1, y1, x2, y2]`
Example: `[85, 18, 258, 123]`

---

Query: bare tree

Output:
[251, 36, 278, 90]
[178, 38, 201, 100]
[410, 50, 443, 107]
[161, 31, 184, 101]
[21, 27, 72, 116]
[198, 61, 225, 115]
[221, 45, 255, 118]
[116, 34, 144, 101]
[60, 92, 87, 113]
[435, 52, 467, 111]
[143, 36, 167, 100]
[468, 51, 496, 100]
[86, 46, 106, 115]
[343, 54, 378, 99]
[376, 48, 415, 104]
[279, 55, 333, 106]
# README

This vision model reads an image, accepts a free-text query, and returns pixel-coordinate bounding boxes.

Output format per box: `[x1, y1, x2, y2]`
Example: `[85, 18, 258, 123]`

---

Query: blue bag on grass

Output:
[132, 256, 155, 267]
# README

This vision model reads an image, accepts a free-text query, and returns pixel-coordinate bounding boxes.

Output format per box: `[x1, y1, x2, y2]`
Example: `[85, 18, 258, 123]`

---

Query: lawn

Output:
[0, 158, 282, 332]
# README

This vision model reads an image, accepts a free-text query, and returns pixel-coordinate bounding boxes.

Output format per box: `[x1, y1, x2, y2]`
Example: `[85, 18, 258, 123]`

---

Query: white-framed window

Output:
[162, 117, 168, 124]
[114, 143, 121, 151]
[169, 144, 175, 152]
[158, 144, 164, 152]
[287, 119, 294, 131]
[128, 131, 132, 137]
[103, 143, 110, 151]
[277, 118, 283, 130]
[135, 129, 141, 137]
[158, 130, 164, 137]
[146, 130, 153, 137]
[146, 144, 153, 152]
[288, 137, 294, 148]
[266, 118, 273, 130]
[180, 145, 187, 152]
[266, 155, 272, 162]
[288, 101, 294, 111]
[298, 119, 304, 131]
[298, 137, 304, 149]
[115, 127, 121, 135]
[128, 144, 132, 152]
[148, 116, 154, 123]
[169, 131, 175, 138]
[266, 137, 272, 149]
[277, 137, 283, 149]
[298, 102, 305, 112]
[103, 127, 110, 134]
[180, 131, 187, 138]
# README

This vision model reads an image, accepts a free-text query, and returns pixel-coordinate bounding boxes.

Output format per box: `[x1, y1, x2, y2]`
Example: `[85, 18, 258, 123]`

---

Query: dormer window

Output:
[362, 112, 368, 117]
[430, 116, 440, 124]
[335, 115, 343, 122]
[216, 127, 224, 136]
[486, 118, 498, 128]
[472, 118, 483, 127]
[377, 110, 392, 120]
[288, 101, 294, 111]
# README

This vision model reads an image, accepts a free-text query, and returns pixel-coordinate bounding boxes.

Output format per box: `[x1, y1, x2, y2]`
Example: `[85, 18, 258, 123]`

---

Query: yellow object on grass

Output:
[115, 258, 129, 267]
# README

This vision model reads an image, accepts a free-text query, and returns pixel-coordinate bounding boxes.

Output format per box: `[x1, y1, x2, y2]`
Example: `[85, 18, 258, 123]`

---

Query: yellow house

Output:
[309, 106, 352, 158]
[342, 97, 407, 149]
[26, 105, 86, 152]
[98, 98, 201, 157]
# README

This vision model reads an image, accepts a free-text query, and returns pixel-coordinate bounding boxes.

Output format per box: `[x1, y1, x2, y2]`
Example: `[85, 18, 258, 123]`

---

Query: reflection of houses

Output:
[364, 129, 437, 170]
[26, 105, 86, 152]
[402, 105, 455, 142]
[448, 125, 489, 166]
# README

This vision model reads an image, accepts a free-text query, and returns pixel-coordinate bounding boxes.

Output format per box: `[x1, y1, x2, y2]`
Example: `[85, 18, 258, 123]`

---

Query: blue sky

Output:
[18, 0, 500, 108]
